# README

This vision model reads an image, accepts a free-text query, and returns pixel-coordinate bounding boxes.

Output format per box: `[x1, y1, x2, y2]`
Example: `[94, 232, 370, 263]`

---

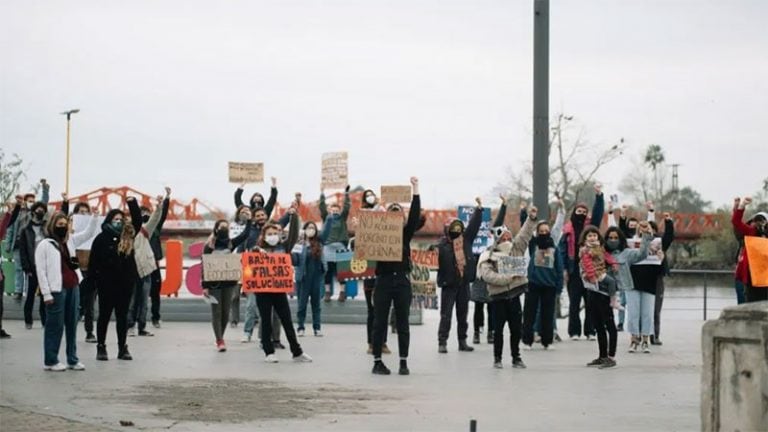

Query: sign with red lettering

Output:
[410, 249, 438, 270]
[241, 252, 295, 294]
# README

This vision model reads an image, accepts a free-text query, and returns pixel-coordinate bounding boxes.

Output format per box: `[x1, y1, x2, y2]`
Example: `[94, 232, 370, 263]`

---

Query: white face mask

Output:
[365, 195, 376, 205]
[305, 228, 317, 238]
[26, 201, 34, 209]
[265, 234, 280, 246]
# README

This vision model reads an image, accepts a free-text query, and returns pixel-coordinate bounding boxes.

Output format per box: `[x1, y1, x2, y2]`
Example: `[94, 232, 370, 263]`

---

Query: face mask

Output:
[365, 195, 376, 205]
[26, 202, 34, 209]
[606, 239, 620, 251]
[217, 229, 229, 239]
[572, 213, 587, 225]
[449, 231, 461, 240]
[112, 221, 124, 231]
[305, 228, 317, 238]
[265, 234, 280, 246]
[239, 214, 250, 223]
[536, 234, 553, 249]
[496, 242, 513, 254]
[142, 215, 150, 224]
[34, 211, 45, 220]
[53, 226, 68, 239]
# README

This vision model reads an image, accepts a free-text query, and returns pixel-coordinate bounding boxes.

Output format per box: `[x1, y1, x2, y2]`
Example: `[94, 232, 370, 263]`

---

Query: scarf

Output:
[452, 236, 466, 278]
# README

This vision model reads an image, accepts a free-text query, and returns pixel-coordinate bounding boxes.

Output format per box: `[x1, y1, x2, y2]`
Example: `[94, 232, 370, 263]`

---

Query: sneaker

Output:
[382, 344, 391, 354]
[264, 354, 279, 363]
[642, 342, 651, 353]
[0, 329, 11, 339]
[542, 344, 555, 351]
[651, 338, 663, 346]
[398, 365, 410, 376]
[438, 344, 448, 354]
[25, 323, 32, 330]
[240, 334, 252, 343]
[533, 333, 541, 343]
[512, 358, 527, 369]
[628, 342, 638, 353]
[570, 336, 579, 341]
[523, 344, 533, 351]
[152, 320, 162, 329]
[314, 330, 323, 337]
[293, 353, 313, 363]
[138, 330, 154, 337]
[493, 360, 503, 369]
[216, 340, 227, 352]
[586, 357, 605, 367]
[85, 333, 97, 343]
[44, 363, 67, 372]
[586, 335, 595, 341]
[297, 329, 305, 337]
[323, 292, 332, 303]
[96, 344, 108, 361]
[273, 341, 286, 350]
[599, 358, 617, 369]
[372, 361, 391, 375]
[127, 327, 136, 337]
[117, 345, 133, 361]
[338, 291, 347, 303]
[458, 341, 474, 352]
[230, 322, 238, 329]
[68, 362, 86, 371]
[472, 332, 480, 344]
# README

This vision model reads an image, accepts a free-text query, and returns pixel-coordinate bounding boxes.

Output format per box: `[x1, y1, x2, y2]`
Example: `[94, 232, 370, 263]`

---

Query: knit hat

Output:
[491, 225, 511, 243]
[444, 219, 464, 236]
[748, 212, 768, 223]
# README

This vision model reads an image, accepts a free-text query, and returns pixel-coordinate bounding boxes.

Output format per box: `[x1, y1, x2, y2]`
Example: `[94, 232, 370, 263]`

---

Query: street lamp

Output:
[60, 109, 80, 195]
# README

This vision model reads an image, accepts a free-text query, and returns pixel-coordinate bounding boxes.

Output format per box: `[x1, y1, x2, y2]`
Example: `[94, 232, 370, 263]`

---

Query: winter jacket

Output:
[527, 241, 564, 289]
[376, 195, 422, 276]
[559, 193, 605, 274]
[235, 186, 277, 216]
[0, 204, 21, 242]
[6, 184, 48, 252]
[202, 222, 252, 290]
[133, 202, 164, 279]
[608, 234, 652, 291]
[149, 198, 170, 260]
[18, 220, 46, 273]
[319, 191, 351, 245]
[477, 215, 537, 299]
[35, 238, 79, 302]
[732, 207, 768, 286]
[89, 200, 142, 290]
[292, 223, 331, 283]
[437, 205, 483, 288]
[580, 245, 617, 284]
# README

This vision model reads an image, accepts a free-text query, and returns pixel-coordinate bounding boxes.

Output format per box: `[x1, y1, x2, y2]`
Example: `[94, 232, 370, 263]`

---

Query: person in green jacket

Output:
[319, 185, 351, 302]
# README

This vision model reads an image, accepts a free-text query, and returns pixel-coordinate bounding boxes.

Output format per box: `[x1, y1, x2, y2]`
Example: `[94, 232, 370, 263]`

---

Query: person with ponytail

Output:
[202, 219, 252, 352]
[293, 221, 331, 337]
[36, 212, 85, 371]
[89, 197, 142, 361]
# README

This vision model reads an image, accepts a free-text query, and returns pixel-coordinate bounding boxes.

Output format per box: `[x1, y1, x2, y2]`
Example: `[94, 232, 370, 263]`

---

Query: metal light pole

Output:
[60, 109, 80, 195]
[533, 0, 550, 219]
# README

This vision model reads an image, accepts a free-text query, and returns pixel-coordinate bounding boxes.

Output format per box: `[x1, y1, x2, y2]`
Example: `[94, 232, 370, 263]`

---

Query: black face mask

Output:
[627, 228, 637, 238]
[142, 215, 150, 224]
[571, 213, 587, 226]
[449, 231, 462, 240]
[34, 211, 45, 221]
[217, 229, 229, 239]
[536, 234, 554, 249]
[53, 226, 68, 239]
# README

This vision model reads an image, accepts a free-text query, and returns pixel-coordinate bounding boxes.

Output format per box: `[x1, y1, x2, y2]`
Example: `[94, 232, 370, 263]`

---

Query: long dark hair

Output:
[303, 221, 323, 259]
[604, 227, 628, 251]
[578, 225, 603, 246]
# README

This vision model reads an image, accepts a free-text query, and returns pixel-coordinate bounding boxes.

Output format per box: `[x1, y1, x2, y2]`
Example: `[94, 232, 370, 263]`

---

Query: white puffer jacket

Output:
[134, 205, 163, 279]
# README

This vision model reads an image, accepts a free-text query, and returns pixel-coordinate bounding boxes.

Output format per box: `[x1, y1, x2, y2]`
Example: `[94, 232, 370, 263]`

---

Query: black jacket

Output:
[150, 198, 170, 260]
[202, 222, 252, 290]
[235, 187, 277, 217]
[375, 195, 422, 276]
[437, 204, 484, 287]
[18, 221, 45, 274]
[89, 200, 142, 290]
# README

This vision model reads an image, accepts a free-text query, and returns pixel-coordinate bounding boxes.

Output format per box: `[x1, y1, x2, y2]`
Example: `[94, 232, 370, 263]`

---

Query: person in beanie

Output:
[436, 197, 484, 354]
[478, 206, 538, 369]
[732, 197, 768, 302]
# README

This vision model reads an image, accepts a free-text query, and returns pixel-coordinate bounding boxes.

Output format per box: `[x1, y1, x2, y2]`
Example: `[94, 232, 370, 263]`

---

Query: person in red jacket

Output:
[732, 197, 768, 303]
[0, 197, 22, 338]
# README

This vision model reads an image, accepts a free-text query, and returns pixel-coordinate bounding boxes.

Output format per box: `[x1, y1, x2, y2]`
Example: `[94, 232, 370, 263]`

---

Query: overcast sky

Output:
[2, 0, 766, 212]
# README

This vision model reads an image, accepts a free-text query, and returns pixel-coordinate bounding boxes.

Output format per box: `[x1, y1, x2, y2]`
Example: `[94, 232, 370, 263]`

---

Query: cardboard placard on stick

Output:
[353, 212, 403, 262]
[321, 152, 348, 189]
[380, 185, 412, 204]
[745, 236, 768, 287]
[241, 252, 295, 293]
[202, 254, 243, 282]
[229, 162, 264, 183]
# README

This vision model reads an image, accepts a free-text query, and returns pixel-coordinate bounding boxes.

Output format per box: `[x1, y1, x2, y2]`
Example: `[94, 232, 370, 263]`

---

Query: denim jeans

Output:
[44, 287, 80, 366]
[243, 292, 259, 335]
[128, 275, 152, 331]
[13, 250, 26, 295]
[296, 273, 323, 331]
[625, 290, 655, 336]
[734, 280, 745, 305]
[617, 290, 627, 326]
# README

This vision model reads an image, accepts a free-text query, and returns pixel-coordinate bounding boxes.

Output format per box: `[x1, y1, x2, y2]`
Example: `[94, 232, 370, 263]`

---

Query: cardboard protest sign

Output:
[458, 206, 492, 255]
[72, 214, 105, 250]
[202, 254, 243, 282]
[353, 212, 403, 262]
[410, 263, 438, 310]
[229, 162, 264, 183]
[380, 185, 412, 204]
[496, 255, 528, 277]
[635, 238, 664, 266]
[241, 253, 295, 293]
[745, 236, 768, 287]
[410, 249, 438, 270]
[321, 152, 348, 189]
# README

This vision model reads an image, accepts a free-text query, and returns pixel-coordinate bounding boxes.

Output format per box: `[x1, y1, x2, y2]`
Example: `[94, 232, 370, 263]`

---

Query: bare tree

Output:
[0, 149, 25, 204]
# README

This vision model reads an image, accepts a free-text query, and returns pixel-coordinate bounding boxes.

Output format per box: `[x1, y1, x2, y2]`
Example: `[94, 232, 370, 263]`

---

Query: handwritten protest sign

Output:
[380, 185, 412, 204]
[458, 206, 492, 255]
[745, 236, 768, 287]
[354, 212, 403, 262]
[229, 162, 264, 183]
[496, 255, 528, 277]
[72, 214, 105, 250]
[321, 152, 348, 189]
[410, 263, 438, 310]
[241, 253, 295, 293]
[410, 249, 438, 270]
[202, 254, 243, 282]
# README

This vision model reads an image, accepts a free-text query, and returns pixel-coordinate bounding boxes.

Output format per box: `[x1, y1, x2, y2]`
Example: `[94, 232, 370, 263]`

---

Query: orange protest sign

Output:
[241, 252, 295, 294]
[745, 236, 768, 287]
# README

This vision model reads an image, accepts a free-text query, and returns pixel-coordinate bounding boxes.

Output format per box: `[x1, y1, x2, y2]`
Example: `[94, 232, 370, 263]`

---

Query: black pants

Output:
[255, 293, 302, 357]
[24, 273, 46, 326]
[567, 273, 594, 337]
[523, 283, 556, 347]
[150, 268, 161, 322]
[588, 291, 617, 358]
[473, 302, 493, 331]
[438, 283, 470, 344]
[97, 284, 133, 348]
[492, 295, 522, 360]
[79, 272, 96, 334]
[364, 279, 389, 345]
[653, 275, 665, 339]
[745, 283, 768, 303]
[372, 273, 412, 359]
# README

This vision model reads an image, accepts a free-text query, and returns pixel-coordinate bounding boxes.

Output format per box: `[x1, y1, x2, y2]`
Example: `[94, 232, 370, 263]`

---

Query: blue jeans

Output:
[13, 250, 26, 295]
[297, 274, 323, 331]
[625, 290, 655, 336]
[734, 280, 745, 305]
[127, 275, 151, 331]
[44, 287, 80, 366]
[617, 291, 627, 325]
[243, 293, 259, 336]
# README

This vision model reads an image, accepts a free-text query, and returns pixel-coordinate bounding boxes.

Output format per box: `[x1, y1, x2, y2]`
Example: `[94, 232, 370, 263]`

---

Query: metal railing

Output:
[668, 269, 735, 320]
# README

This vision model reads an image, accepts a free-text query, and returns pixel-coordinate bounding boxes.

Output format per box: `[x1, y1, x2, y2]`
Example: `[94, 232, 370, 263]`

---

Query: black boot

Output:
[487, 330, 495, 344]
[472, 330, 480, 345]
[458, 340, 475, 352]
[372, 360, 391, 375]
[96, 344, 108, 361]
[399, 359, 410, 376]
[118, 345, 133, 361]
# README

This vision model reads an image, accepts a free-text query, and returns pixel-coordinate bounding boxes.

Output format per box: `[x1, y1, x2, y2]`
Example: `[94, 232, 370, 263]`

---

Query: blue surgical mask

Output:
[112, 221, 124, 231]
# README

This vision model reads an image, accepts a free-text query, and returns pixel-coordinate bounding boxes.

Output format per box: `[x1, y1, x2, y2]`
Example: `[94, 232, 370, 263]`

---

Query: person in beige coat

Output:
[478, 206, 538, 369]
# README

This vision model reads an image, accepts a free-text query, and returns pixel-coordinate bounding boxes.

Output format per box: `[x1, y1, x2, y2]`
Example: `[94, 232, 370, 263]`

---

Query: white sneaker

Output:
[314, 330, 323, 337]
[543, 345, 555, 351]
[293, 353, 313, 363]
[240, 333, 252, 343]
[44, 363, 67, 372]
[570, 336, 580, 341]
[523, 344, 533, 351]
[68, 362, 86, 371]
[628, 342, 638, 353]
[128, 328, 136, 337]
[586, 335, 595, 341]
[264, 354, 279, 363]
[297, 329, 305, 337]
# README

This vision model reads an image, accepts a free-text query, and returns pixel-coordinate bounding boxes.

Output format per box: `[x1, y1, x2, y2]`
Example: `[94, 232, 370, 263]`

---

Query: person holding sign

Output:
[359, 188, 391, 355]
[371, 177, 421, 376]
[477, 206, 538, 369]
[319, 185, 351, 302]
[234, 176, 278, 214]
[202, 219, 252, 352]
[436, 197, 484, 354]
[732, 197, 768, 303]
[250, 213, 313, 363]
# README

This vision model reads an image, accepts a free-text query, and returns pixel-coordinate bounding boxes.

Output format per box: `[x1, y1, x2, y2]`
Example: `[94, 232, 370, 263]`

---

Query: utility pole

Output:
[60, 109, 80, 195]
[533, 0, 550, 219]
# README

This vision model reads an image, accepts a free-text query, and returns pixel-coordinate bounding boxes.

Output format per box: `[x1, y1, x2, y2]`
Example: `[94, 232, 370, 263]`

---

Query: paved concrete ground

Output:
[0, 298, 713, 432]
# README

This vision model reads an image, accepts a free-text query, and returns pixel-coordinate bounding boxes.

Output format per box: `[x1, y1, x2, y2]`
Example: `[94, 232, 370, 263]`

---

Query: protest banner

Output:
[380, 185, 412, 204]
[71, 214, 105, 250]
[410, 263, 438, 310]
[410, 249, 438, 270]
[202, 254, 243, 282]
[321, 152, 348, 189]
[241, 252, 295, 294]
[458, 206, 492, 255]
[228, 162, 264, 183]
[745, 236, 768, 287]
[496, 255, 528, 277]
[353, 212, 403, 262]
